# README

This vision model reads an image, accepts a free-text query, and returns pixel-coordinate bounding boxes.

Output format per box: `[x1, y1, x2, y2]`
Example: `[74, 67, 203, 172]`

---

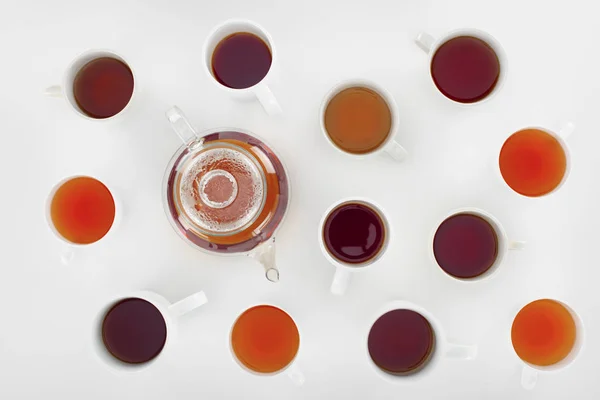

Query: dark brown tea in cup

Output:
[431, 36, 500, 103]
[323, 202, 386, 265]
[368, 309, 435, 375]
[211, 32, 272, 89]
[433, 213, 498, 279]
[73, 57, 134, 118]
[102, 298, 167, 364]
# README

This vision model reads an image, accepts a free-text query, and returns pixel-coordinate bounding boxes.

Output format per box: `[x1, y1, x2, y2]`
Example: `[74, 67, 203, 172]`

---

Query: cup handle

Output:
[521, 365, 538, 390]
[509, 241, 526, 250]
[445, 343, 478, 360]
[286, 363, 305, 386]
[249, 237, 280, 282]
[60, 245, 75, 265]
[415, 32, 436, 53]
[45, 85, 62, 97]
[168, 291, 208, 318]
[384, 140, 408, 162]
[558, 121, 575, 140]
[254, 84, 282, 115]
[331, 267, 351, 295]
[166, 106, 202, 145]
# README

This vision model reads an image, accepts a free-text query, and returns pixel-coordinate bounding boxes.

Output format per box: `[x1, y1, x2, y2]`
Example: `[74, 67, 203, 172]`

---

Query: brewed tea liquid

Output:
[431, 36, 500, 103]
[211, 33, 272, 89]
[323, 202, 386, 265]
[499, 129, 567, 197]
[324, 87, 392, 154]
[511, 299, 576, 366]
[231, 305, 299, 373]
[50, 177, 115, 244]
[368, 309, 435, 374]
[102, 298, 167, 364]
[73, 57, 134, 118]
[433, 214, 498, 279]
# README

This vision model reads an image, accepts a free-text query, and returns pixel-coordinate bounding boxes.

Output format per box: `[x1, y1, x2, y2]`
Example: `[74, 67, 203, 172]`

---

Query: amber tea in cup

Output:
[231, 305, 300, 373]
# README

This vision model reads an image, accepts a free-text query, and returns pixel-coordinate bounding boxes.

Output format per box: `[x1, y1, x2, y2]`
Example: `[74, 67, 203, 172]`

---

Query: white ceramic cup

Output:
[366, 300, 477, 384]
[430, 207, 525, 282]
[44, 49, 136, 120]
[319, 198, 391, 295]
[498, 123, 574, 197]
[229, 303, 305, 385]
[320, 79, 408, 161]
[203, 19, 281, 115]
[45, 175, 122, 265]
[511, 299, 584, 390]
[93, 290, 208, 372]
[415, 29, 507, 106]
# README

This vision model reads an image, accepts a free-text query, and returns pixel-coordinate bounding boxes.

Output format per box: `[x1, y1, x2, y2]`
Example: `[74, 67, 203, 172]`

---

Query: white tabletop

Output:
[1, 0, 599, 398]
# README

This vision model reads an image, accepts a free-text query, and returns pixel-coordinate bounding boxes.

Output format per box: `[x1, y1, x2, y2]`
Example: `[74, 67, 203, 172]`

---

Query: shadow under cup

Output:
[368, 309, 436, 375]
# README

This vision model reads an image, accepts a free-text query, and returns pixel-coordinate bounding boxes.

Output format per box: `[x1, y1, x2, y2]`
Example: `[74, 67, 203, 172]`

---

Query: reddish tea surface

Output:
[73, 57, 134, 118]
[211, 33, 272, 89]
[50, 177, 115, 244]
[499, 129, 567, 197]
[431, 36, 500, 103]
[511, 299, 577, 366]
[231, 305, 299, 373]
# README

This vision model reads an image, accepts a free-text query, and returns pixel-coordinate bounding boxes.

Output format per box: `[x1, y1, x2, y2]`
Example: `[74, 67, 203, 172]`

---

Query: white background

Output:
[0, 0, 598, 398]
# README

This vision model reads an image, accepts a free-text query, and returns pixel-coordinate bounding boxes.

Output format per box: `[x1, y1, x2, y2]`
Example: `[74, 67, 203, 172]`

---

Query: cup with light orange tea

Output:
[499, 123, 574, 197]
[46, 175, 120, 264]
[511, 299, 584, 389]
[230, 304, 304, 385]
[320, 80, 408, 161]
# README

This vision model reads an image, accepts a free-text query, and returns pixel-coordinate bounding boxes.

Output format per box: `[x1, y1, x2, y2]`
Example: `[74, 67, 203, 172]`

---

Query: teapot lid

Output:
[177, 141, 266, 235]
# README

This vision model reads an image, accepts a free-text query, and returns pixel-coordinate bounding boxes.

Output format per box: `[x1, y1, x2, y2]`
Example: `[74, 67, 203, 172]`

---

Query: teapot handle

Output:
[166, 106, 201, 145]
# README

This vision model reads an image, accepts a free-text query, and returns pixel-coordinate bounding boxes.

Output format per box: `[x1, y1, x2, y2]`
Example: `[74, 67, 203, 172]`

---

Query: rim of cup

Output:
[497, 126, 572, 198]
[93, 291, 175, 372]
[429, 207, 509, 283]
[423, 28, 507, 106]
[366, 300, 449, 383]
[60, 49, 136, 121]
[319, 197, 391, 270]
[202, 19, 276, 93]
[45, 175, 119, 247]
[228, 303, 301, 377]
[319, 79, 400, 157]
[511, 299, 584, 373]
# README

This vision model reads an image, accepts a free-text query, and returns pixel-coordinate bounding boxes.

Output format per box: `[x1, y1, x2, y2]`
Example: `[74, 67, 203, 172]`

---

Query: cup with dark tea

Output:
[45, 49, 135, 120]
[415, 29, 506, 105]
[203, 19, 281, 115]
[319, 198, 391, 295]
[94, 290, 208, 371]
[45, 175, 120, 265]
[431, 207, 525, 282]
[367, 300, 477, 383]
[230, 303, 305, 385]
[511, 299, 584, 390]
[320, 80, 408, 161]
[499, 123, 574, 198]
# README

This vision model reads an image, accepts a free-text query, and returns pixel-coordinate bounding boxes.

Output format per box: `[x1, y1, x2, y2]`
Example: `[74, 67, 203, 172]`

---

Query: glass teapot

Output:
[162, 106, 290, 282]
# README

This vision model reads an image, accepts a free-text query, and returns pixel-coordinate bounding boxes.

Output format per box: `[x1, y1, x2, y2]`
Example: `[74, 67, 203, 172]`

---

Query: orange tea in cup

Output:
[324, 86, 392, 154]
[511, 299, 577, 367]
[49, 176, 115, 244]
[499, 128, 567, 197]
[231, 305, 299, 373]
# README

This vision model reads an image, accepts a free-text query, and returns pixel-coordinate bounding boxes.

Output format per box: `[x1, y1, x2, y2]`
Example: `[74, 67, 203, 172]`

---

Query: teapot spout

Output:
[249, 237, 279, 283]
